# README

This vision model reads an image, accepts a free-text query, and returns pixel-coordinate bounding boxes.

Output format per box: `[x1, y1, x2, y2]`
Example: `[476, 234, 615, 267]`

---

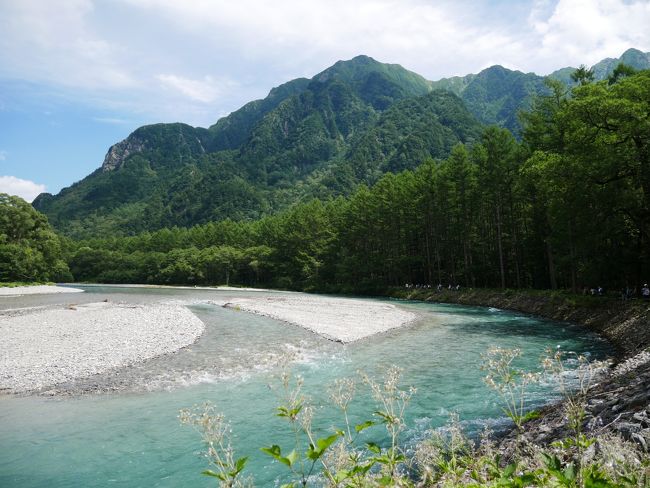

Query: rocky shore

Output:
[512, 350, 650, 451]
[394, 288, 650, 356]
[394, 287, 650, 453]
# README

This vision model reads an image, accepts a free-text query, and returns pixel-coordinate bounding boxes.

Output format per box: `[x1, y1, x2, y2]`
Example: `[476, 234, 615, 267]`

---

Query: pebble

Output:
[0, 301, 205, 393]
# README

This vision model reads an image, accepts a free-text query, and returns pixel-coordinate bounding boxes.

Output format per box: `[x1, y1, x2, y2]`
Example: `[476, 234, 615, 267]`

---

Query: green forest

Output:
[11, 69, 646, 294]
[0, 194, 71, 283]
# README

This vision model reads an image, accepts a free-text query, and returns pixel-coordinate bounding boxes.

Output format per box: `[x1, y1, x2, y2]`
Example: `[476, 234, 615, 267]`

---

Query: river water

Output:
[0, 286, 611, 487]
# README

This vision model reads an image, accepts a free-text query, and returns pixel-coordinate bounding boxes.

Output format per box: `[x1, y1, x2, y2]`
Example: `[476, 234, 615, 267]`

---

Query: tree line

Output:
[0, 194, 72, 283]
[7, 69, 648, 293]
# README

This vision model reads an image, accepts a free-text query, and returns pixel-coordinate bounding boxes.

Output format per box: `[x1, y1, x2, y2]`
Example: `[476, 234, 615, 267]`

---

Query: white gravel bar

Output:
[0, 285, 84, 296]
[0, 302, 205, 393]
[223, 295, 416, 343]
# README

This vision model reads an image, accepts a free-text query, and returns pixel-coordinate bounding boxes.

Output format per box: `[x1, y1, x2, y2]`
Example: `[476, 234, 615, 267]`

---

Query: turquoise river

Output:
[0, 286, 611, 487]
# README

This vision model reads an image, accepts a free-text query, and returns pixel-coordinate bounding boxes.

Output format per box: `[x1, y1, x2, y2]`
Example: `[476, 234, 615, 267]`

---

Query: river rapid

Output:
[0, 286, 611, 487]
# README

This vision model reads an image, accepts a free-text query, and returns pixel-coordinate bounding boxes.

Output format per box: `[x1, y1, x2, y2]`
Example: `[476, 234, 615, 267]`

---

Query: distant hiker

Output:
[642, 284, 650, 300]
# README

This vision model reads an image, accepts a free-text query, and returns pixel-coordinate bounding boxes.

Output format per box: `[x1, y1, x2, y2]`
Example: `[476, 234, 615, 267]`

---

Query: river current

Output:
[0, 286, 611, 487]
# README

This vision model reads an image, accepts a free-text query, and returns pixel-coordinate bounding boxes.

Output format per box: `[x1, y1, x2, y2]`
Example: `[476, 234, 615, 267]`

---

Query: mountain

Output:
[430, 48, 650, 132]
[207, 77, 311, 151]
[33, 50, 650, 238]
[549, 48, 650, 85]
[34, 56, 480, 238]
[431, 65, 548, 133]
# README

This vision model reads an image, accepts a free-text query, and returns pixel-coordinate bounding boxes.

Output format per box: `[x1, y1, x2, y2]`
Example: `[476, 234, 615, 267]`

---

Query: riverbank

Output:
[391, 288, 650, 358]
[0, 301, 205, 393]
[0, 285, 84, 296]
[0, 288, 419, 394]
[389, 287, 650, 453]
[71, 284, 417, 343]
[76, 283, 283, 293]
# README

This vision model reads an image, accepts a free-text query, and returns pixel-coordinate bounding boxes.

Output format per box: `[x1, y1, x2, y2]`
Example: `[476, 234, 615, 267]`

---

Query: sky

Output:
[1, 0, 649, 201]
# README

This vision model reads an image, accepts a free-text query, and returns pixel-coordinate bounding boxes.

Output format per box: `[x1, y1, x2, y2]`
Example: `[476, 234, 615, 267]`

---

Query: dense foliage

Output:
[0, 194, 72, 282]
[431, 48, 650, 133]
[61, 69, 650, 293]
[35, 56, 482, 238]
[34, 51, 650, 240]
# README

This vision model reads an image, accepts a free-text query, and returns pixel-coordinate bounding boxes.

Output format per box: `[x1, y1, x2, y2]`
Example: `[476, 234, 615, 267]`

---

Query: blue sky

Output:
[1, 0, 649, 201]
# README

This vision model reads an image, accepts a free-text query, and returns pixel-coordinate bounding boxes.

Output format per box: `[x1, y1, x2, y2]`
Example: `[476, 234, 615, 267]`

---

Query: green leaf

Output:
[261, 444, 289, 466]
[519, 473, 537, 484]
[563, 463, 576, 482]
[285, 449, 299, 467]
[377, 475, 393, 486]
[306, 445, 319, 461]
[366, 442, 381, 454]
[334, 470, 350, 483]
[354, 420, 375, 433]
[228, 456, 248, 477]
[202, 469, 226, 481]
[307, 432, 341, 460]
[350, 463, 373, 476]
[374, 410, 396, 424]
[235, 456, 248, 472]
[521, 410, 541, 423]
[502, 463, 517, 478]
[541, 453, 562, 473]
[316, 433, 340, 452]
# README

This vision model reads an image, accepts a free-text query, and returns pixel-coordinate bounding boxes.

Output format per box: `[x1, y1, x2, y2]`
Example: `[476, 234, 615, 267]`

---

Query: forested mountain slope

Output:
[33, 50, 650, 238]
[67, 70, 650, 293]
[431, 48, 650, 132]
[33, 56, 479, 237]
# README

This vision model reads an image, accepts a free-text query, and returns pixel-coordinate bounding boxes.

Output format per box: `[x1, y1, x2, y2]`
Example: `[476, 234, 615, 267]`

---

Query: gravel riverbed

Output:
[0, 301, 205, 393]
[221, 294, 417, 342]
[0, 285, 84, 296]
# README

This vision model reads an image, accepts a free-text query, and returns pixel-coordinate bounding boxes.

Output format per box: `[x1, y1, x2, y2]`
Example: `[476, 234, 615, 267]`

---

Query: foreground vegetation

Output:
[182, 349, 649, 487]
[51, 70, 650, 295]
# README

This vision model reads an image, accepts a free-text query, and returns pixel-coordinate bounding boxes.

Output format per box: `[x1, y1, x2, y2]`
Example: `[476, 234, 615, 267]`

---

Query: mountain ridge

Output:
[33, 49, 650, 237]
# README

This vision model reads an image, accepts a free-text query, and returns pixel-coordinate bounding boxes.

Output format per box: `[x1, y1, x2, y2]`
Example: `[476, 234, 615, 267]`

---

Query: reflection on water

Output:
[0, 286, 611, 487]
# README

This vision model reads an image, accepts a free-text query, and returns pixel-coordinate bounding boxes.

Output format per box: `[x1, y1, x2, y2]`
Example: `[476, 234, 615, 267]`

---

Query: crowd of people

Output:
[585, 284, 650, 301]
[404, 282, 650, 300]
[404, 283, 462, 291]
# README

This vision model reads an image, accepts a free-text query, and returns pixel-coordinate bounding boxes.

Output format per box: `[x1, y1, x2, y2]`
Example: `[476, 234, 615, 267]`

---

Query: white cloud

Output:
[156, 74, 230, 103]
[0, 176, 47, 202]
[119, 0, 650, 79]
[0, 0, 649, 127]
[92, 117, 132, 125]
[122, 0, 492, 78]
[0, 0, 134, 90]
[531, 0, 650, 71]
[0, 150, 7, 161]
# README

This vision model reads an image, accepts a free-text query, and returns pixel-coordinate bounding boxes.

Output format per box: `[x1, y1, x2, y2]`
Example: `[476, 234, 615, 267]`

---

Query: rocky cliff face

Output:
[101, 136, 146, 172]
